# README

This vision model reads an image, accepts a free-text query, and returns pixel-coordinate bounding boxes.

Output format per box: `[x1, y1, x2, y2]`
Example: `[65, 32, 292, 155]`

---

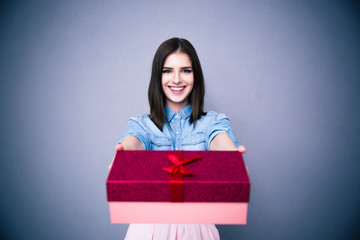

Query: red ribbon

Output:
[162, 152, 202, 202]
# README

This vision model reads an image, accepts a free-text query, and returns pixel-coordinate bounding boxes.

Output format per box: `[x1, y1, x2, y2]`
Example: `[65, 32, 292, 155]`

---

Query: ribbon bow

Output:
[162, 154, 202, 175]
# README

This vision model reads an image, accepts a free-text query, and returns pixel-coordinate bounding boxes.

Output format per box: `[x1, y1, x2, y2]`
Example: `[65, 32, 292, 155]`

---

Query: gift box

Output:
[106, 150, 250, 224]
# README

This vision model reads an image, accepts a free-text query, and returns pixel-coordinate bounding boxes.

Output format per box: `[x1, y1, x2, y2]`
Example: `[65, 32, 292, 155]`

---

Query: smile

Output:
[169, 86, 186, 93]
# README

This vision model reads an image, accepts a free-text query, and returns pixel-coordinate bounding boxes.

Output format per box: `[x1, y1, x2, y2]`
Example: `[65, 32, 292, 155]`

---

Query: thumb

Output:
[237, 145, 246, 153]
[115, 144, 124, 151]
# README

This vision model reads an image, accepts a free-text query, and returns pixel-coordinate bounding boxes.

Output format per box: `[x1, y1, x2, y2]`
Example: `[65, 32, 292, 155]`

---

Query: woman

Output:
[114, 38, 246, 240]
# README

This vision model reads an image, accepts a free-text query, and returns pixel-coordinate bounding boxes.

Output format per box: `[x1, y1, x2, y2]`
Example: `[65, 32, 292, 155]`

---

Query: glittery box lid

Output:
[106, 150, 250, 202]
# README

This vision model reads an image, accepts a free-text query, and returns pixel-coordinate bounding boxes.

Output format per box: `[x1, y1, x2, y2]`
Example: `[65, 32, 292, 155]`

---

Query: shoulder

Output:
[192, 111, 230, 130]
[203, 111, 229, 121]
[129, 113, 151, 122]
[127, 113, 162, 134]
[128, 113, 154, 127]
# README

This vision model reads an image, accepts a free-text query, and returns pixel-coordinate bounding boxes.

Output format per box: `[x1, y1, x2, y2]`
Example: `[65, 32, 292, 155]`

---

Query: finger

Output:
[115, 144, 124, 151]
[237, 145, 246, 153]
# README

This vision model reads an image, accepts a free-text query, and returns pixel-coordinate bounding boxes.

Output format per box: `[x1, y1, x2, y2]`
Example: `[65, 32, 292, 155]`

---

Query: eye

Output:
[182, 68, 193, 73]
[162, 69, 172, 73]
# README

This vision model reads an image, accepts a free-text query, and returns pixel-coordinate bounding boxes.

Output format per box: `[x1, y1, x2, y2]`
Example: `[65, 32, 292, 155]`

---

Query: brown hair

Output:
[148, 38, 206, 130]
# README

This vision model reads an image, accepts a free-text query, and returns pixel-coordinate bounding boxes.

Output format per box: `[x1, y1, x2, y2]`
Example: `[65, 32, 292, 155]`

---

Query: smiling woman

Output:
[148, 38, 206, 132]
[161, 52, 194, 112]
[114, 37, 246, 240]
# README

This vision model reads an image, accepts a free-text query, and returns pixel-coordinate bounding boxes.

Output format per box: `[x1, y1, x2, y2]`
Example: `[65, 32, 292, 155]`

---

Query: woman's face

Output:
[161, 51, 194, 112]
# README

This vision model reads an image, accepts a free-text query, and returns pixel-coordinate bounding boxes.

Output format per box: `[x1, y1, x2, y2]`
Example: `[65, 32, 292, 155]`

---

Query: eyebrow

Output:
[162, 66, 192, 69]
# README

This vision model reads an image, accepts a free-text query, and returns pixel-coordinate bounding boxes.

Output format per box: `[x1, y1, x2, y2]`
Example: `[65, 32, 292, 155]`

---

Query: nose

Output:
[173, 71, 182, 84]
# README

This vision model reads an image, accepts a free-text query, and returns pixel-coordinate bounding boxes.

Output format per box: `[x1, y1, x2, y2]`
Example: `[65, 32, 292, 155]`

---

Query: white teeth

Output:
[170, 86, 185, 91]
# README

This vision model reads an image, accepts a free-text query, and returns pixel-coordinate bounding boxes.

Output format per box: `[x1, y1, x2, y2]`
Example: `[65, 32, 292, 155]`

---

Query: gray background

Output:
[1, 0, 360, 239]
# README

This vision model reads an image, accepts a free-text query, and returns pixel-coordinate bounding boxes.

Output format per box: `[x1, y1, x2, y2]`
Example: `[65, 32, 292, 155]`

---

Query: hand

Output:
[109, 144, 124, 172]
[115, 144, 124, 151]
[237, 145, 246, 153]
[236, 145, 249, 176]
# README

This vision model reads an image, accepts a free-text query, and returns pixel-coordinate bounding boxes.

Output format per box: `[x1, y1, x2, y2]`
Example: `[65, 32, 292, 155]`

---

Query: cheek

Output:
[162, 74, 171, 84]
[187, 76, 194, 86]
[161, 78, 168, 91]
[183, 74, 194, 83]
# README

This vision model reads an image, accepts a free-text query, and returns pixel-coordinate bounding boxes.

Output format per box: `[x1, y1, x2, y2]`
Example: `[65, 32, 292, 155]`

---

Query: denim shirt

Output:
[119, 105, 239, 150]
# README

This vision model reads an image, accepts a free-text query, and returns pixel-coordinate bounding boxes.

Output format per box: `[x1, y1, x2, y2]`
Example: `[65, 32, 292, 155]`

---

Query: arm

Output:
[210, 132, 248, 175]
[109, 135, 144, 171]
[209, 132, 246, 153]
[117, 135, 144, 150]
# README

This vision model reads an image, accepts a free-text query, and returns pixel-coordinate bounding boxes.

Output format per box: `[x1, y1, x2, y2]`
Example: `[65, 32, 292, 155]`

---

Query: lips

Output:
[169, 86, 186, 93]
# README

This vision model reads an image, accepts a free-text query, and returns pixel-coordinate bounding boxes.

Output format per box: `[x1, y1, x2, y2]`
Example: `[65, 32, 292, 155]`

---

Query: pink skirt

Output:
[124, 224, 220, 240]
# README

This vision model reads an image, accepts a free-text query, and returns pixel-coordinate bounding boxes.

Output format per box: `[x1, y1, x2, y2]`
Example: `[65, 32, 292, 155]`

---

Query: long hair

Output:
[148, 38, 205, 131]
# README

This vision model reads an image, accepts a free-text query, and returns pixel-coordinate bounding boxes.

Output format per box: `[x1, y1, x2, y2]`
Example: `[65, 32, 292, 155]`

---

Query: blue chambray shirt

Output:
[119, 105, 239, 150]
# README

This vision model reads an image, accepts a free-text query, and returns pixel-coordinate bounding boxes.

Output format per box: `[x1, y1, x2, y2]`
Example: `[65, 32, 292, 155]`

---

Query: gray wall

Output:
[1, 0, 360, 239]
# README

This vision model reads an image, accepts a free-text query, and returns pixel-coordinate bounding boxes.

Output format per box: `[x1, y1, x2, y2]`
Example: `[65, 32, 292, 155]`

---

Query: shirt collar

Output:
[165, 105, 192, 121]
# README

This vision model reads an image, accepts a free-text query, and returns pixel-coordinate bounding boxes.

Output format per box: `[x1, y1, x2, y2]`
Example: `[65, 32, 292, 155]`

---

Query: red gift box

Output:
[107, 151, 250, 202]
[106, 150, 250, 224]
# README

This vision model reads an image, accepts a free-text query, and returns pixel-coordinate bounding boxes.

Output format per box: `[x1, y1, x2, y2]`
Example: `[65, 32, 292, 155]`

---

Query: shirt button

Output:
[175, 148, 178, 150]
[176, 132, 179, 134]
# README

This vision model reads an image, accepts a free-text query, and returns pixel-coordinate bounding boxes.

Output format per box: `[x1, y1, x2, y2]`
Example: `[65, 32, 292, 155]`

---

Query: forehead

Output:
[163, 52, 192, 67]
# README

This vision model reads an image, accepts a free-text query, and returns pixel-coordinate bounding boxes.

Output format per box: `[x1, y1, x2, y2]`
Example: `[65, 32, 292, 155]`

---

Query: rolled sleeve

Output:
[206, 113, 240, 150]
[119, 117, 149, 150]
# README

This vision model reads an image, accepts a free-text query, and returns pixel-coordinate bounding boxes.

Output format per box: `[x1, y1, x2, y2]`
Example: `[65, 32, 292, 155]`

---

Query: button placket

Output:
[174, 114, 181, 150]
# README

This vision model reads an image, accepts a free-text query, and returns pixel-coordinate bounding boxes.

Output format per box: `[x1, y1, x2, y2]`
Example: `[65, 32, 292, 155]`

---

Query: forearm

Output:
[209, 133, 249, 175]
[209, 132, 237, 150]
[110, 135, 144, 171]
[120, 135, 144, 150]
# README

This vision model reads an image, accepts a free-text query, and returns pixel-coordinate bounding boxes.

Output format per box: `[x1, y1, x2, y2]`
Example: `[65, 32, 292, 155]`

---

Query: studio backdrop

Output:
[1, 0, 360, 239]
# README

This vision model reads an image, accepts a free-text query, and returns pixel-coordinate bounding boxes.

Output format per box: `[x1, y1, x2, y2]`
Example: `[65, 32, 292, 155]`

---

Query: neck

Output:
[166, 101, 189, 113]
